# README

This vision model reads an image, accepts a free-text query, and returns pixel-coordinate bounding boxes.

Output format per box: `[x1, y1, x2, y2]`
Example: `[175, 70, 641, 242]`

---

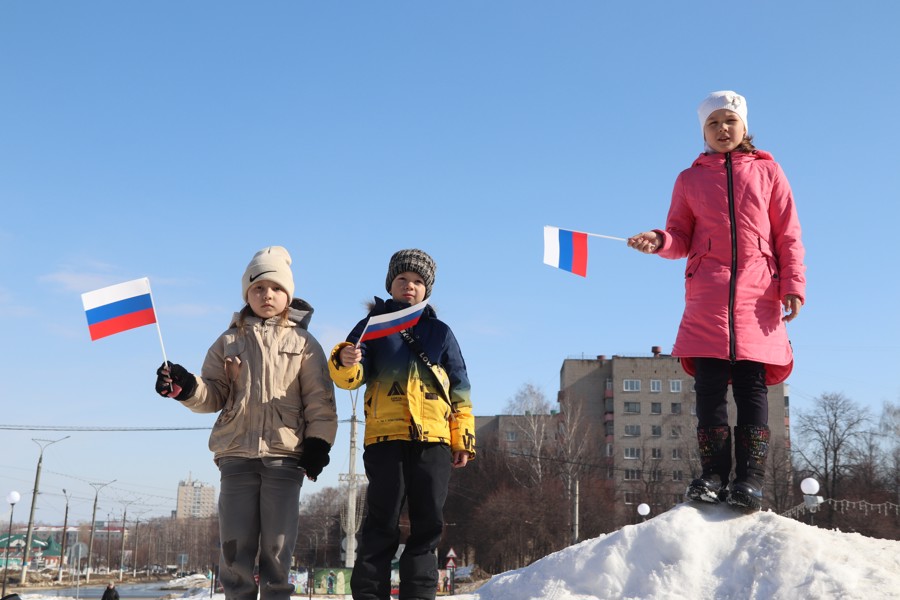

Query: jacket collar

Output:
[369, 296, 436, 319]
[692, 149, 774, 168]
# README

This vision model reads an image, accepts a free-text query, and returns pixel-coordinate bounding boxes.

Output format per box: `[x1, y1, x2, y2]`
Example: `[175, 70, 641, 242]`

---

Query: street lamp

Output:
[21, 436, 69, 585]
[57, 489, 72, 583]
[119, 500, 135, 581]
[3, 490, 21, 597]
[801, 477, 824, 526]
[86, 480, 115, 583]
[636, 503, 650, 522]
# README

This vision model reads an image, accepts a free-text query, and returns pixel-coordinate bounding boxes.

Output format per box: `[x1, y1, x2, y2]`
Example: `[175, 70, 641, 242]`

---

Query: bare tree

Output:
[503, 383, 554, 487]
[551, 398, 594, 543]
[794, 392, 871, 528]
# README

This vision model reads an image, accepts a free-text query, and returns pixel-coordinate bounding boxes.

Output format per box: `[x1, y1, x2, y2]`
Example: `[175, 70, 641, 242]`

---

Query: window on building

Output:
[624, 447, 641, 460]
[624, 492, 638, 505]
[506, 430, 517, 442]
[624, 401, 641, 414]
[671, 426, 682, 438]
[606, 378, 613, 390]
[623, 379, 641, 392]
[671, 402, 682, 414]
[651, 402, 662, 415]
[650, 469, 663, 481]
[624, 469, 642, 481]
[670, 379, 682, 393]
[624, 424, 641, 437]
[606, 443, 614, 457]
[650, 379, 662, 393]
[651, 425, 662, 437]
[651, 448, 662, 459]
[604, 421, 614, 436]
[672, 470, 684, 481]
[604, 398, 614, 413]
[672, 448, 682, 459]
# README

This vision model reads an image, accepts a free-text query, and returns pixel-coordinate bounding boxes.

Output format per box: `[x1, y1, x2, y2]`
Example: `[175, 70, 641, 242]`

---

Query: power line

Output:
[0, 424, 211, 431]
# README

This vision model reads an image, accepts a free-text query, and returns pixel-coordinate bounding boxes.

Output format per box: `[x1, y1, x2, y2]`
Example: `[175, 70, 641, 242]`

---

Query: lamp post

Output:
[86, 480, 115, 583]
[801, 477, 824, 526]
[636, 503, 650, 522]
[57, 489, 71, 583]
[119, 500, 134, 581]
[21, 436, 69, 585]
[3, 490, 21, 597]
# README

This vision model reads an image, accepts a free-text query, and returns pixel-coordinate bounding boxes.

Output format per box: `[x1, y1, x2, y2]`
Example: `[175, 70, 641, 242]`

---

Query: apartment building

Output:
[175, 475, 217, 519]
[559, 347, 790, 522]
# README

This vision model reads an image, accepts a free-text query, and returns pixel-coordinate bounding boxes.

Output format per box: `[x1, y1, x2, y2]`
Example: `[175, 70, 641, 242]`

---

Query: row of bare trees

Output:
[790, 393, 900, 537]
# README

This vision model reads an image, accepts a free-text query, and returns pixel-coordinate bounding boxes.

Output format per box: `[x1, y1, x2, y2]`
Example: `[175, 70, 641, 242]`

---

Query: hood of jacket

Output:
[227, 297, 315, 330]
[691, 149, 774, 169]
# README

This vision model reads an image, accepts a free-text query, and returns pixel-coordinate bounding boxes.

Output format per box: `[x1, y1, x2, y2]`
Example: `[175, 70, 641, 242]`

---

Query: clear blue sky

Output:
[2, 1, 898, 526]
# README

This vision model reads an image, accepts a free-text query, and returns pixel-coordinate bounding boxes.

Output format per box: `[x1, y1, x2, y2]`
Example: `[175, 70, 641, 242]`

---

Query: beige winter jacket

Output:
[180, 303, 337, 463]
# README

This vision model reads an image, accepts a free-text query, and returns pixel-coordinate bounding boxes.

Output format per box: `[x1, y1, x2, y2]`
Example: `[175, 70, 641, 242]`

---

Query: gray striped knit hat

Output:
[385, 249, 436, 299]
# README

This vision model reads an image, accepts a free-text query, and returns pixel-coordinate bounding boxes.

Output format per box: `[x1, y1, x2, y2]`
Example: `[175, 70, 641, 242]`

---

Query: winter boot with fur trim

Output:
[728, 424, 770, 510]
[686, 425, 732, 503]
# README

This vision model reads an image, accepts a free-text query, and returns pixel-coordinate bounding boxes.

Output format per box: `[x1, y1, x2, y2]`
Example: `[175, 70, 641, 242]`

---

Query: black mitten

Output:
[298, 437, 331, 481]
[155, 361, 197, 400]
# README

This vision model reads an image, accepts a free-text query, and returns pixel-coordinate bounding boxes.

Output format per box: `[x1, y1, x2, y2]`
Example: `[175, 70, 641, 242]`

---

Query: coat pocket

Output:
[267, 401, 303, 454]
[684, 240, 712, 300]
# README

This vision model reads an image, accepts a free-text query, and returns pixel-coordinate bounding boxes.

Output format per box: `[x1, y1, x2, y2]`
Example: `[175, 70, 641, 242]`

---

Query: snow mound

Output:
[460, 502, 900, 600]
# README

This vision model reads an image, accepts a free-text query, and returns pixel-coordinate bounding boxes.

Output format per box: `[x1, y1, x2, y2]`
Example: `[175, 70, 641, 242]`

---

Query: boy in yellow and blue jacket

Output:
[329, 249, 474, 600]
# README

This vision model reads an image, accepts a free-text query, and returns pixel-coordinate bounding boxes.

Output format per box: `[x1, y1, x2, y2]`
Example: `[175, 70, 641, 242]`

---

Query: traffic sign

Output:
[445, 557, 456, 569]
[446, 547, 457, 558]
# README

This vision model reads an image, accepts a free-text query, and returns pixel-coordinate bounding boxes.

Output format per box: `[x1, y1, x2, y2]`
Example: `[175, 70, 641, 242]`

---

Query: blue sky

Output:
[2, 1, 899, 526]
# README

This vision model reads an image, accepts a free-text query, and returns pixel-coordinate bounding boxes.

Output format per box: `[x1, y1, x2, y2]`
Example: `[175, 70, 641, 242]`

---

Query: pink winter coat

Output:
[656, 150, 806, 385]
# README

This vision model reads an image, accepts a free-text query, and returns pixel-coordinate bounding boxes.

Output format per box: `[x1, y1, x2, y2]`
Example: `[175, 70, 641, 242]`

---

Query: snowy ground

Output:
[15, 502, 900, 600]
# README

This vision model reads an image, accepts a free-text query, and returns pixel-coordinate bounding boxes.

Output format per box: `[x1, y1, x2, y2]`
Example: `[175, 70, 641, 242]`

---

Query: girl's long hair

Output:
[736, 133, 757, 153]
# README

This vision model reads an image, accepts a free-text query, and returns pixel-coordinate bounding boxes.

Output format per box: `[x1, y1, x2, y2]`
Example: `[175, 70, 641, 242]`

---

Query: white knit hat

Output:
[697, 91, 748, 146]
[241, 246, 294, 303]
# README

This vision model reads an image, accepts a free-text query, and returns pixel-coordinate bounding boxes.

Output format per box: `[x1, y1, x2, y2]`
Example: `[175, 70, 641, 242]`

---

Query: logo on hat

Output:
[249, 270, 276, 283]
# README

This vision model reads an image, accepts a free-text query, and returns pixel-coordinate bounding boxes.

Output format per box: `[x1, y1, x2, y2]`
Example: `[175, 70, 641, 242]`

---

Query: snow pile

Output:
[16, 503, 900, 600]
[458, 503, 900, 600]
[160, 574, 210, 590]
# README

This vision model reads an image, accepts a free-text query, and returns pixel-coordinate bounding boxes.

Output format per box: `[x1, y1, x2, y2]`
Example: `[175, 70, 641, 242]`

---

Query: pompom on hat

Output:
[697, 90, 748, 149]
[242, 246, 295, 303]
[385, 249, 436, 299]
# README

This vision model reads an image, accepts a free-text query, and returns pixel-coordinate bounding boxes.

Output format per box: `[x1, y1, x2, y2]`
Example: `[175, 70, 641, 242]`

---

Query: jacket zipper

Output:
[726, 152, 737, 363]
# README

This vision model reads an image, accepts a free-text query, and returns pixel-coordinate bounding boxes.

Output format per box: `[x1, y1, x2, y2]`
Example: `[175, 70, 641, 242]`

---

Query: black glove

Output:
[298, 437, 331, 481]
[155, 361, 197, 400]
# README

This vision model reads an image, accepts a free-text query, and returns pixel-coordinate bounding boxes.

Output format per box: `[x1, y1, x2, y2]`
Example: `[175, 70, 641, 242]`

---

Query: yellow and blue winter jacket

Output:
[329, 298, 475, 456]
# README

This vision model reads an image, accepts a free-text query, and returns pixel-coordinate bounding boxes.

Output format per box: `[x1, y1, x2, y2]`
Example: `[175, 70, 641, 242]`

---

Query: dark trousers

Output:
[351, 441, 452, 600]
[693, 358, 768, 427]
[218, 457, 304, 600]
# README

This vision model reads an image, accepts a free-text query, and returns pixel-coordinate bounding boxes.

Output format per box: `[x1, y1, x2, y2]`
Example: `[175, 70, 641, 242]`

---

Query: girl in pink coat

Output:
[628, 91, 806, 510]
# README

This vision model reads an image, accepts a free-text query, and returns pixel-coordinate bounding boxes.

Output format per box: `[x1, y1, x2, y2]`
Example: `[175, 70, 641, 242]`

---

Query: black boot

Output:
[686, 426, 732, 503]
[728, 424, 770, 510]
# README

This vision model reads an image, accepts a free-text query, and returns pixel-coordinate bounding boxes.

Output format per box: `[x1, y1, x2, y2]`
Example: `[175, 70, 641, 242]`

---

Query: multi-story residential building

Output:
[175, 475, 217, 519]
[559, 347, 791, 524]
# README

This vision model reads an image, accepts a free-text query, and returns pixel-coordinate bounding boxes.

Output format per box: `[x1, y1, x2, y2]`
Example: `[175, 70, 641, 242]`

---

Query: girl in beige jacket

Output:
[155, 246, 337, 600]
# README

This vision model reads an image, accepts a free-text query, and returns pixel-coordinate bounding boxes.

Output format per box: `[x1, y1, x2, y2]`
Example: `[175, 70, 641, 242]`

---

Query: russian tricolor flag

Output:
[82, 278, 158, 341]
[543, 226, 588, 277]
[358, 299, 429, 343]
